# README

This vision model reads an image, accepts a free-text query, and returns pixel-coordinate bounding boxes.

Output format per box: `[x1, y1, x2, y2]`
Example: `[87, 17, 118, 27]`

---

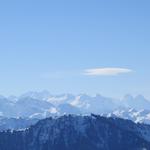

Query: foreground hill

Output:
[0, 115, 150, 150]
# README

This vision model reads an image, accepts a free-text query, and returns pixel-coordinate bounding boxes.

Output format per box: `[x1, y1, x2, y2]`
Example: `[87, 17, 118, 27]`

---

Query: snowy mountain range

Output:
[1, 91, 150, 125]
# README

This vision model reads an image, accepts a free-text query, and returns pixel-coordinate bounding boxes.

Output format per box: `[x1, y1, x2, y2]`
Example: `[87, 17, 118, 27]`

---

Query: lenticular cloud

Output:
[84, 67, 132, 76]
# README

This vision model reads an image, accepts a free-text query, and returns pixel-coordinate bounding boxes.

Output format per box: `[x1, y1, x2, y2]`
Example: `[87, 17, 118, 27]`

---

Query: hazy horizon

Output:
[0, 90, 149, 101]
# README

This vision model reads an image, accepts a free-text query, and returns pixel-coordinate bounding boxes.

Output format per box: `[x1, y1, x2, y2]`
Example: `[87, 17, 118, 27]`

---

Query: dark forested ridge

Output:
[0, 115, 150, 150]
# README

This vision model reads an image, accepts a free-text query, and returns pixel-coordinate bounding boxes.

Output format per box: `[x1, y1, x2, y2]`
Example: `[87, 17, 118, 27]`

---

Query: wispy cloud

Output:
[84, 67, 133, 76]
[40, 70, 80, 79]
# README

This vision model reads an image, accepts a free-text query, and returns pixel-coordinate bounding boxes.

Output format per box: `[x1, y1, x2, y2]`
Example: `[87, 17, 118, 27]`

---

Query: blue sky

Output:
[0, 0, 150, 98]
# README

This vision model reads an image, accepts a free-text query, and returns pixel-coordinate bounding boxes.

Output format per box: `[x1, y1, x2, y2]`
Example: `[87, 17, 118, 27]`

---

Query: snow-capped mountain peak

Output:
[0, 92, 150, 124]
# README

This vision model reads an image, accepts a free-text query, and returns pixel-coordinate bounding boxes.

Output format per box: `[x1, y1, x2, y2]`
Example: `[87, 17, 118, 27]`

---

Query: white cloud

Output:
[84, 67, 133, 76]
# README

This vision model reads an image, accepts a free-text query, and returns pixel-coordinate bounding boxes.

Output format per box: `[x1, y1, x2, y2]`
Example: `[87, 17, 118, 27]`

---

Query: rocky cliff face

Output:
[0, 115, 150, 150]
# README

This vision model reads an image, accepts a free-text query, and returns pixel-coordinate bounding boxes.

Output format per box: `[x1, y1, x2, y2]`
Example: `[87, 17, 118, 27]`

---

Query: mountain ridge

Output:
[0, 115, 150, 150]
